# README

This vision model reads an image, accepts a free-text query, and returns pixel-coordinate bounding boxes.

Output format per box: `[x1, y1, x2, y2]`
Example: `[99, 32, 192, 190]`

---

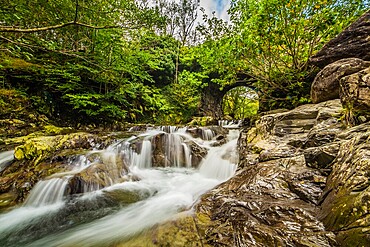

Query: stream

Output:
[0, 127, 239, 247]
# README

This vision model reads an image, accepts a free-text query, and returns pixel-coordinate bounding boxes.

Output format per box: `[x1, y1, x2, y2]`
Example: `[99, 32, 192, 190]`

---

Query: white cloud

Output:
[169, 0, 230, 22]
[199, 0, 230, 22]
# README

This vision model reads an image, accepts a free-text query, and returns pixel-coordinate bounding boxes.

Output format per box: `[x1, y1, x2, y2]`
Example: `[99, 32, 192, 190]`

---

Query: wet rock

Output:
[239, 100, 342, 166]
[187, 140, 208, 167]
[310, 10, 370, 68]
[151, 133, 166, 167]
[340, 67, 370, 120]
[69, 153, 130, 194]
[319, 128, 370, 246]
[311, 58, 370, 103]
[13, 132, 110, 164]
[193, 155, 333, 246]
[210, 134, 227, 147]
[0, 192, 17, 211]
[169, 99, 346, 246]
[303, 143, 340, 171]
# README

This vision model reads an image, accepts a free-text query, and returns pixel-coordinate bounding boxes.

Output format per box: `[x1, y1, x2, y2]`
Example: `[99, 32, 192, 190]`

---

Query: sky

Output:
[199, 0, 231, 22]
[170, 0, 231, 22]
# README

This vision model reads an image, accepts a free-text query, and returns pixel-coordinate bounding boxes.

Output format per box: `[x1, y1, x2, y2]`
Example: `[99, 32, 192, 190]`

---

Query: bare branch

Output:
[74, 0, 79, 23]
[0, 21, 122, 33]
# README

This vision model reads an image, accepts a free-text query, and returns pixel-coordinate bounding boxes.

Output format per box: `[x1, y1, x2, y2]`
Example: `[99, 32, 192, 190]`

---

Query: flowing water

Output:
[0, 150, 14, 172]
[0, 127, 239, 247]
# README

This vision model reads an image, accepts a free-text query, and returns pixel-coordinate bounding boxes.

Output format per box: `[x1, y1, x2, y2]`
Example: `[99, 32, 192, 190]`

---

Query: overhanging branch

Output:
[0, 21, 122, 33]
[0, 35, 103, 68]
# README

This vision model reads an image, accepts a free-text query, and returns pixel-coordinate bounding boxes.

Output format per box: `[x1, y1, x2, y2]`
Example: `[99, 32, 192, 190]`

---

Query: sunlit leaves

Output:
[229, 0, 368, 109]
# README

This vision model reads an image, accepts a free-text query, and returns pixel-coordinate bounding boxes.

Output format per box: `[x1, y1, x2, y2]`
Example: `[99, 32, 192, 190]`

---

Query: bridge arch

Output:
[199, 81, 258, 119]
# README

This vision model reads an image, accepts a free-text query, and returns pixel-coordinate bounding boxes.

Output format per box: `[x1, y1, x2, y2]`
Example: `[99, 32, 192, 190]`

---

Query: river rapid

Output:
[0, 127, 239, 247]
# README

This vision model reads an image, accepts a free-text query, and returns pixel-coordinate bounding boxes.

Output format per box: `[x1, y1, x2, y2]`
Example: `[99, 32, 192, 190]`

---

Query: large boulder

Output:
[310, 10, 370, 68]
[319, 123, 370, 246]
[340, 67, 370, 122]
[13, 132, 108, 164]
[311, 58, 370, 103]
[68, 153, 131, 194]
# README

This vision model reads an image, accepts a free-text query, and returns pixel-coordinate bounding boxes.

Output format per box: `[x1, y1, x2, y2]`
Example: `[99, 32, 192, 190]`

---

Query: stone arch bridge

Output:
[199, 80, 256, 119]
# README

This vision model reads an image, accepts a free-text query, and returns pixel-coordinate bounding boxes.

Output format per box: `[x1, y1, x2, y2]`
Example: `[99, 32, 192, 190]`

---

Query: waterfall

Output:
[218, 119, 242, 128]
[199, 130, 239, 180]
[0, 126, 239, 247]
[0, 150, 14, 172]
[164, 133, 184, 167]
[201, 128, 215, 140]
[133, 139, 152, 169]
[24, 178, 69, 207]
[182, 143, 192, 168]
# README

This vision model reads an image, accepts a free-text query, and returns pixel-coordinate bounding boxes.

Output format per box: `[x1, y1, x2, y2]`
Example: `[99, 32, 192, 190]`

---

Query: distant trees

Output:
[0, 0, 368, 125]
[229, 0, 369, 109]
[155, 0, 200, 45]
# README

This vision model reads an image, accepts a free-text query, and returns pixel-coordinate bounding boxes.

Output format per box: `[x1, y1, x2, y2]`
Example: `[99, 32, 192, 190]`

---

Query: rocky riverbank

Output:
[143, 99, 368, 247]
[143, 11, 370, 246]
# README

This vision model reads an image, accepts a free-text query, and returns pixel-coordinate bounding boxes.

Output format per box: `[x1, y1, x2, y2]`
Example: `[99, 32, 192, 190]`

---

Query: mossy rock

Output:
[188, 116, 216, 126]
[4, 124, 75, 148]
[13, 132, 104, 164]
[0, 192, 17, 212]
[42, 125, 74, 135]
[114, 212, 211, 247]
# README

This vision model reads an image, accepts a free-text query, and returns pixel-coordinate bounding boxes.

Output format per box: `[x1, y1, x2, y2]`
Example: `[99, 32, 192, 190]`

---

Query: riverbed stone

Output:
[69, 153, 130, 194]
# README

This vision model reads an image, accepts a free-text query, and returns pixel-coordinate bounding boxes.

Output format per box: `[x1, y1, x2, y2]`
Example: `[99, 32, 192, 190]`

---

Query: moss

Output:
[42, 125, 74, 135]
[0, 89, 29, 117]
[13, 132, 92, 164]
[0, 192, 17, 212]
[113, 213, 211, 247]
[337, 228, 370, 247]
[188, 116, 215, 126]
[0, 56, 39, 70]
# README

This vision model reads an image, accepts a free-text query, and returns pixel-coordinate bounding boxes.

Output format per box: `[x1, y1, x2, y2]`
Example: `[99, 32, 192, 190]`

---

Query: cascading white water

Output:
[164, 133, 184, 167]
[0, 150, 14, 172]
[24, 178, 69, 207]
[133, 139, 152, 169]
[0, 126, 239, 247]
[201, 128, 215, 141]
[182, 143, 192, 168]
[199, 129, 239, 180]
[218, 119, 242, 128]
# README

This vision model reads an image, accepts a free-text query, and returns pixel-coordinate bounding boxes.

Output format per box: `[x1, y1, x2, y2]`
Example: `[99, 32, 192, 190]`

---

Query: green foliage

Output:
[229, 0, 368, 109]
[160, 70, 204, 123]
[0, 0, 369, 126]
[222, 87, 259, 119]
